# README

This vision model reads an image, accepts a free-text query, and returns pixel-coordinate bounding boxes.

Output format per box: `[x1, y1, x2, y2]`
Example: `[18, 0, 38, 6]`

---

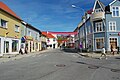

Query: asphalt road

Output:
[0, 49, 120, 80]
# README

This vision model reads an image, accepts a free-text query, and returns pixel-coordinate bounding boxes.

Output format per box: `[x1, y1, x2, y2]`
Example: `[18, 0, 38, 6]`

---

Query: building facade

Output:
[0, 2, 22, 56]
[21, 22, 41, 53]
[76, 0, 120, 52]
[42, 32, 58, 49]
[40, 34, 47, 50]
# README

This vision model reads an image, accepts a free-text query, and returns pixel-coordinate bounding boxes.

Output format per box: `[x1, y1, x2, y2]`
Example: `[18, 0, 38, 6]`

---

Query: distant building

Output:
[40, 33, 47, 50]
[42, 32, 58, 49]
[21, 22, 41, 53]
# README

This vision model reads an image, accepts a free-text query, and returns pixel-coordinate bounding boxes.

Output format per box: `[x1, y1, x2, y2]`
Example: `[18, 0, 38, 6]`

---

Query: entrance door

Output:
[53, 44, 55, 49]
[4, 41, 9, 53]
[110, 38, 117, 49]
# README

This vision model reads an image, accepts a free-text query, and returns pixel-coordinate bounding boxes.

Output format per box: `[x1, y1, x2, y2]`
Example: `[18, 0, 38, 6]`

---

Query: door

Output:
[53, 44, 55, 49]
[4, 41, 9, 53]
[110, 38, 117, 49]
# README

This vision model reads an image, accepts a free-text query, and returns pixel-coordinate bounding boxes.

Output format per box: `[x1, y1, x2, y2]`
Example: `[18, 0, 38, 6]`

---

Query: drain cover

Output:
[55, 64, 66, 67]
[88, 66, 99, 69]
[111, 69, 120, 73]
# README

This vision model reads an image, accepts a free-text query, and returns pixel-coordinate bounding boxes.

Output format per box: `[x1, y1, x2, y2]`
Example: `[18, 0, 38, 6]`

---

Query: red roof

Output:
[0, 2, 21, 20]
[42, 32, 55, 38]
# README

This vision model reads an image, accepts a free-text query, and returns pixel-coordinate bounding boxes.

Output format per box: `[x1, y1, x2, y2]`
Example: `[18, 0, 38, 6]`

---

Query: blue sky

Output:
[0, 0, 112, 32]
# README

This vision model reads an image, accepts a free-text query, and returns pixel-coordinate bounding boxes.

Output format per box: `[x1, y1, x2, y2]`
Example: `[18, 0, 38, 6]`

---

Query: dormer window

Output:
[95, 8, 102, 13]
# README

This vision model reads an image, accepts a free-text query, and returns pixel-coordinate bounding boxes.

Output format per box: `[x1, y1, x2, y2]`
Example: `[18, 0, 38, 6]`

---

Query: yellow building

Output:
[0, 2, 22, 56]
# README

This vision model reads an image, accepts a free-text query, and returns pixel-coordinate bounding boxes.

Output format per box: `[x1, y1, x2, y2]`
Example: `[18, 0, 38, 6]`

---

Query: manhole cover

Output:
[88, 66, 99, 69]
[111, 69, 120, 73]
[55, 64, 66, 67]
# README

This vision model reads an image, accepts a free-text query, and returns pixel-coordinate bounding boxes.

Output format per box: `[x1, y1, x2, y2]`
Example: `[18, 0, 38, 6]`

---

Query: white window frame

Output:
[15, 25, 20, 32]
[95, 37, 104, 50]
[0, 19, 8, 28]
[95, 22, 103, 32]
[112, 6, 120, 17]
[109, 21, 116, 31]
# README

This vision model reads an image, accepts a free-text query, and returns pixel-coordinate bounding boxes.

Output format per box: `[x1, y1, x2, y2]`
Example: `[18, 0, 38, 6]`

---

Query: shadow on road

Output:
[61, 48, 78, 53]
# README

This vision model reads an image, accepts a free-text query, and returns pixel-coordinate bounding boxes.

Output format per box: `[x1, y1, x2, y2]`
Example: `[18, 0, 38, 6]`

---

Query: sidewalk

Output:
[0, 49, 50, 63]
[78, 52, 120, 58]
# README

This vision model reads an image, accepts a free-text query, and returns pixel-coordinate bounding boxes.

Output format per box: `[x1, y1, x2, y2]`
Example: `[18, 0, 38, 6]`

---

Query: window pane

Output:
[12, 40, 18, 52]
[96, 38, 104, 49]
[1, 19, 7, 28]
[116, 11, 119, 16]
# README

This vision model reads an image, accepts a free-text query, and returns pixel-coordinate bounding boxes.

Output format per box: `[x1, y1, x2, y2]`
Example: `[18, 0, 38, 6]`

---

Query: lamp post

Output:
[72, 4, 88, 52]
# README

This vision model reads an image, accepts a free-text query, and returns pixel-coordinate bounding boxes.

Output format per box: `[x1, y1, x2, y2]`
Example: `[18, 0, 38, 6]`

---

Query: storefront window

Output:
[12, 40, 18, 52]
[96, 38, 104, 49]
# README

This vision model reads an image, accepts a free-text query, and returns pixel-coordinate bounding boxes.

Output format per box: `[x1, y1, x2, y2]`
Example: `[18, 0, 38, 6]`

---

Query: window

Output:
[53, 38, 55, 41]
[112, 6, 120, 17]
[47, 38, 50, 42]
[15, 25, 19, 32]
[4, 41, 9, 53]
[96, 38, 104, 49]
[1, 19, 7, 28]
[12, 40, 18, 52]
[109, 21, 116, 31]
[95, 22, 103, 32]
[95, 8, 102, 13]
[28, 31, 31, 36]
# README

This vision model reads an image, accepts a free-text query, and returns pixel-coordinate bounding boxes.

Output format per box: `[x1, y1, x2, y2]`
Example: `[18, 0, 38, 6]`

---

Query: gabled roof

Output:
[0, 2, 21, 20]
[42, 32, 55, 38]
[93, 0, 105, 12]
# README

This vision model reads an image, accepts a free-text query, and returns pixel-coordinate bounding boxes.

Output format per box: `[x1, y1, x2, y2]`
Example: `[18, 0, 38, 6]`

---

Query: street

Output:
[0, 49, 120, 80]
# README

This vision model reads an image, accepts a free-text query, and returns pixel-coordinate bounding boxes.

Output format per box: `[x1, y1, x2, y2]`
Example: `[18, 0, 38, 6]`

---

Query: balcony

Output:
[91, 12, 105, 21]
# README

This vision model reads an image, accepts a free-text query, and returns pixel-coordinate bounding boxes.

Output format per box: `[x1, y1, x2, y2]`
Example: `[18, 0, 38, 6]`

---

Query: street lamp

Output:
[72, 4, 88, 52]
[71, 4, 85, 16]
